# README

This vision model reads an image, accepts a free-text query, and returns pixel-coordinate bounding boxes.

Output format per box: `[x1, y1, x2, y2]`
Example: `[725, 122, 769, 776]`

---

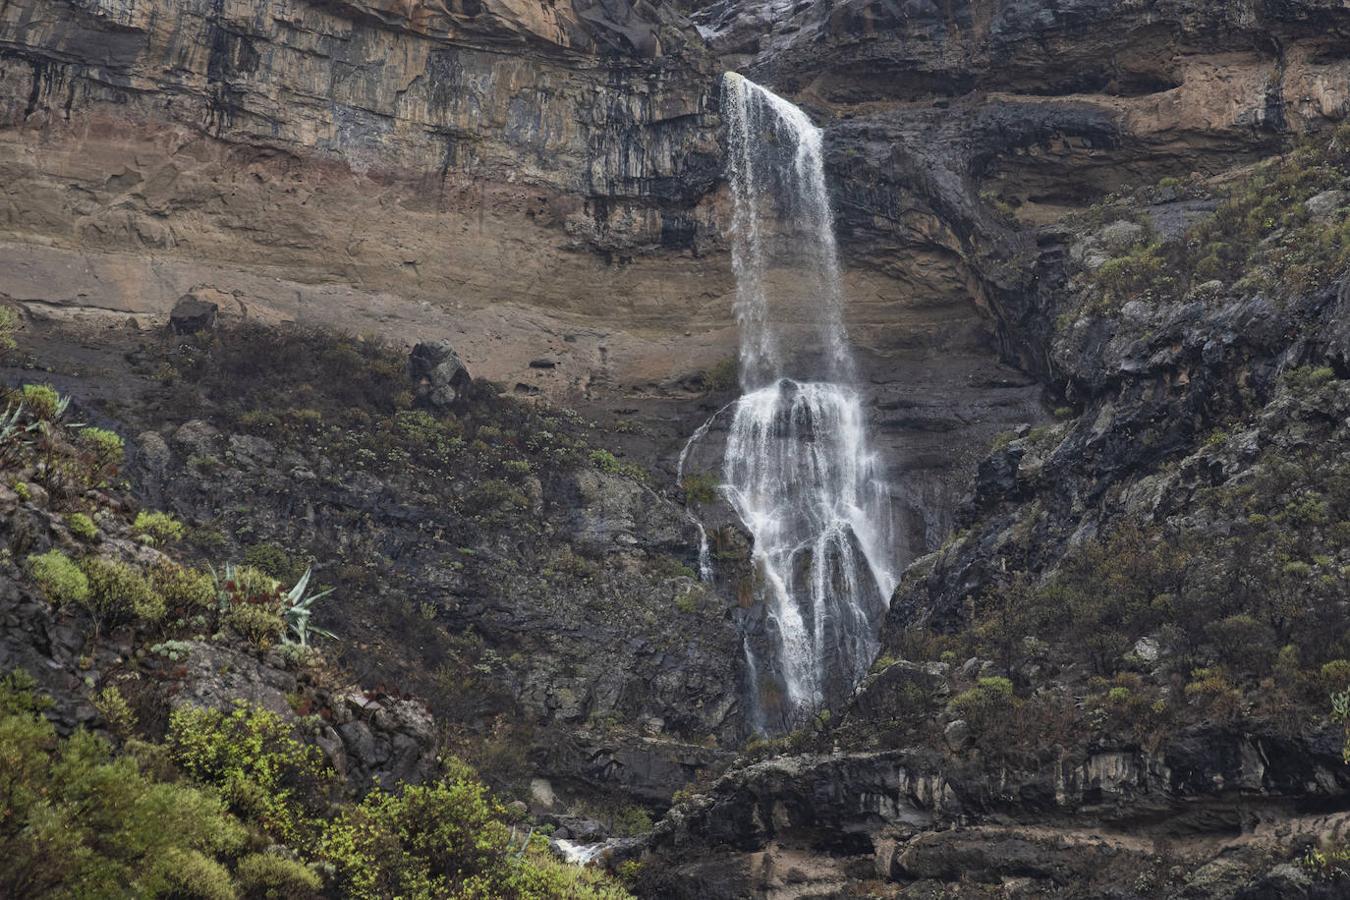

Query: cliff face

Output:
[0, 0, 732, 392]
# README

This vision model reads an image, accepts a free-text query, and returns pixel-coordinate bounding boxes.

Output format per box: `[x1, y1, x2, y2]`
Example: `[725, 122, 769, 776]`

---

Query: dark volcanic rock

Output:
[409, 340, 473, 410]
[169, 293, 219, 335]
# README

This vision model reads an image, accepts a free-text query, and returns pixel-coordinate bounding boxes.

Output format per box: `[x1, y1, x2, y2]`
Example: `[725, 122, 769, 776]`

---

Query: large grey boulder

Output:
[408, 340, 472, 409]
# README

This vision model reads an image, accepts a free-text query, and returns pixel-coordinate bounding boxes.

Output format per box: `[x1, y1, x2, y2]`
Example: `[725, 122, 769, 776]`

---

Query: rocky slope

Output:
[639, 124, 1350, 897]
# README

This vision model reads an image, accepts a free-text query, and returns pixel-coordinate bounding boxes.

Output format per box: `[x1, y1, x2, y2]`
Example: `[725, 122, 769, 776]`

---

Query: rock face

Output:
[0, 0, 729, 393]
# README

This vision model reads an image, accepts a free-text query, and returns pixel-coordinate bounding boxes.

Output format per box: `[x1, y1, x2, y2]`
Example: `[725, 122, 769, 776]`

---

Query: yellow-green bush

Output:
[151, 562, 217, 613]
[133, 509, 186, 544]
[79, 557, 165, 627]
[167, 703, 332, 847]
[226, 603, 286, 647]
[20, 383, 61, 420]
[0, 307, 18, 355]
[65, 512, 99, 541]
[93, 685, 138, 739]
[27, 549, 89, 606]
[77, 426, 125, 470]
[234, 852, 322, 899]
[0, 705, 245, 898]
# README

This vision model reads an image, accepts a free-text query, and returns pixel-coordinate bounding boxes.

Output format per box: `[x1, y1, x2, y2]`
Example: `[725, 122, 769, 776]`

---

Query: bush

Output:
[317, 760, 508, 899]
[65, 512, 98, 541]
[0, 306, 18, 355]
[681, 472, 720, 505]
[226, 603, 286, 647]
[77, 427, 125, 470]
[242, 542, 306, 583]
[1283, 365, 1337, 394]
[313, 758, 633, 899]
[234, 852, 322, 899]
[1184, 667, 1244, 720]
[949, 676, 1018, 751]
[167, 703, 332, 846]
[133, 510, 186, 544]
[151, 562, 217, 614]
[0, 708, 245, 898]
[79, 557, 165, 628]
[93, 685, 138, 738]
[20, 383, 62, 420]
[155, 847, 238, 900]
[1321, 659, 1350, 693]
[28, 549, 90, 606]
[588, 449, 646, 482]
[589, 449, 623, 473]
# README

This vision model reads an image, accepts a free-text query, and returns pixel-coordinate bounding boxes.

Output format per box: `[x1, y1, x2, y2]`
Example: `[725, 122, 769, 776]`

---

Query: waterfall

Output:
[714, 72, 898, 732]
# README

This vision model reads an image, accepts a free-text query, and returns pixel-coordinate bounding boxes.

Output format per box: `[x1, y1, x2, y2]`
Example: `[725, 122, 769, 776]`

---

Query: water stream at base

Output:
[712, 72, 899, 732]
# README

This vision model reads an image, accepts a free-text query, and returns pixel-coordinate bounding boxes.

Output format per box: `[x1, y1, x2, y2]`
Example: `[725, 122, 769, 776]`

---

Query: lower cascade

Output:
[710, 73, 899, 732]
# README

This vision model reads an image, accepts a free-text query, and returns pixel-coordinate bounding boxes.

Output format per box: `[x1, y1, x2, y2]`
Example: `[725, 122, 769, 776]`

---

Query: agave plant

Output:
[282, 567, 336, 647]
[0, 400, 37, 465]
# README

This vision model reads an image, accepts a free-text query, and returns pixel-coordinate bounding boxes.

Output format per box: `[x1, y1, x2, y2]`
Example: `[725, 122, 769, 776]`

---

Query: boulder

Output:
[1305, 189, 1346, 221]
[408, 340, 473, 409]
[169, 292, 219, 334]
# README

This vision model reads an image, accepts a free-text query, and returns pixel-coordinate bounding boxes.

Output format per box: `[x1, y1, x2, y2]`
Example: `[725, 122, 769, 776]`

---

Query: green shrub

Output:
[1095, 243, 1172, 305]
[674, 589, 700, 614]
[20, 383, 62, 420]
[0, 668, 51, 716]
[952, 676, 1014, 718]
[1321, 659, 1350, 693]
[151, 562, 217, 614]
[234, 852, 322, 899]
[681, 472, 720, 505]
[28, 549, 90, 606]
[1283, 365, 1337, 394]
[311, 758, 638, 900]
[0, 708, 245, 898]
[465, 478, 530, 516]
[155, 847, 238, 900]
[93, 685, 138, 738]
[317, 761, 504, 899]
[1184, 667, 1244, 720]
[0, 306, 18, 355]
[12, 481, 30, 502]
[226, 603, 286, 648]
[589, 449, 623, 473]
[167, 703, 332, 846]
[588, 449, 647, 482]
[242, 543, 307, 583]
[219, 565, 281, 605]
[77, 427, 125, 470]
[133, 510, 186, 544]
[65, 512, 98, 541]
[79, 557, 165, 627]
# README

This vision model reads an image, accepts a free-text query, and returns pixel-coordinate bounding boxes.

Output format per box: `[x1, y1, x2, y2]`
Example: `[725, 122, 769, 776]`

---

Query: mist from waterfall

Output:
[717, 72, 898, 732]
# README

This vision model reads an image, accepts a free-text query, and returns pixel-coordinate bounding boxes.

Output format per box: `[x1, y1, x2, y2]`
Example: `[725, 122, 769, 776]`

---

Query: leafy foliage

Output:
[20, 383, 64, 421]
[0, 705, 245, 898]
[80, 557, 165, 629]
[167, 703, 333, 847]
[27, 549, 90, 606]
[133, 510, 186, 544]
[65, 512, 98, 541]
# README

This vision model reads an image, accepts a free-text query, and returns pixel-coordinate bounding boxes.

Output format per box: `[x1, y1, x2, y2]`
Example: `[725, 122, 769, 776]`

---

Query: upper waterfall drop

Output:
[715, 72, 899, 732]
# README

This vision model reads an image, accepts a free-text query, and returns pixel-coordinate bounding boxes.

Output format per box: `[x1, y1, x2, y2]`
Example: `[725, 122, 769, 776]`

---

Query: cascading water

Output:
[710, 73, 899, 733]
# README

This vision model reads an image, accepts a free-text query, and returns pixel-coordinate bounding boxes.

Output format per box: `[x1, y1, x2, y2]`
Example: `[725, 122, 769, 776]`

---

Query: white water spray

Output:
[715, 72, 898, 732]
